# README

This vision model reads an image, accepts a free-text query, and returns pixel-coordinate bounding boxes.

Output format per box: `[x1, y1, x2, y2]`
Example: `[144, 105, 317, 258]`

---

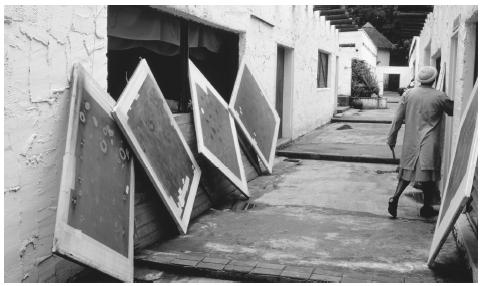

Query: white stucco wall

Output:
[337, 47, 355, 96]
[377, 49, 390, 66]
[157, 5, 340, 138]
[339, 30, 377, 67]
[418, 5, 478, 191]
[418, 6, 478, 276]
[4, 5, 108, 282]
[419, 5, 477, 130]
[337, 30, 378, 96]
[4, 5, 339, 282]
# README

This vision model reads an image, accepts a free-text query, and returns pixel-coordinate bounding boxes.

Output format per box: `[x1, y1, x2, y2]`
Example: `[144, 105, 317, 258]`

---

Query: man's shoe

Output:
[388, 197, 398, 218]
[420, 206, 439, 218]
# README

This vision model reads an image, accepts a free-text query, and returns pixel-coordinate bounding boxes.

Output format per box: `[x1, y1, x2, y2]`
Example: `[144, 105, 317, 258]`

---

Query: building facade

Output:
[4, 5, 340, 282]
[337, 29, 378, 96]
[417, 5, 478, 281]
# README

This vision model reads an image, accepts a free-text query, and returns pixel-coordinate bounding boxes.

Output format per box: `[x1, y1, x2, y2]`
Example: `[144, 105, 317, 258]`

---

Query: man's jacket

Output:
[387, 86, 453, 171]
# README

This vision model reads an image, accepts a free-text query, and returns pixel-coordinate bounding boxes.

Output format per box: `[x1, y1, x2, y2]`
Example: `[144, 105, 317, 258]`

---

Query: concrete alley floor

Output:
[334, 92, 400, 123]
[140, 158, 470, 282]
[279, 98, 404, 163]
[278, 121, 403, 163]
[136, 103, 470, 283]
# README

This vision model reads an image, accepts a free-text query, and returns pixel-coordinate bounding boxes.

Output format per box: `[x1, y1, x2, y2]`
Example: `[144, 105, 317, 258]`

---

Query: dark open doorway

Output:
[385, 74, 400, 92]
[275, 46, 285, 139]
[107, 6, 239, 112]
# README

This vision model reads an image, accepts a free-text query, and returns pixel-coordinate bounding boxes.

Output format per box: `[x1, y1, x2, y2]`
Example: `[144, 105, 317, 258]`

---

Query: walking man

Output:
[387, 66, 454, 218]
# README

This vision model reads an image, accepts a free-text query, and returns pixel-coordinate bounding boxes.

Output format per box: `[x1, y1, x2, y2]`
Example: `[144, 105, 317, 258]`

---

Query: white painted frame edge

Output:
[435, 62, 446, 91]
[228, 57, 281, 174]
[53, 63, 134, 282]
[427, 83, 478, 265]
[113, 59, 202, 234]
[188, 60, 249, 197]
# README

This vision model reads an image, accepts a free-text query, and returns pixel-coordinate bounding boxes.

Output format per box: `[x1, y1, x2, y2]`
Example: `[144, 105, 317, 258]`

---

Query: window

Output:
[317, 51, 329, 88]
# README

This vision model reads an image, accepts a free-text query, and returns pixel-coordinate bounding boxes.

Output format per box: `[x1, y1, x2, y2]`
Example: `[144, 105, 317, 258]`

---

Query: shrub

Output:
[351, 59, 380, 98]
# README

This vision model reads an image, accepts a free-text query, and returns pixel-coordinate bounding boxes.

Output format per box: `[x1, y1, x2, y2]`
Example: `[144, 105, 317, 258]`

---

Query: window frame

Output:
[317, 50, 330, 89]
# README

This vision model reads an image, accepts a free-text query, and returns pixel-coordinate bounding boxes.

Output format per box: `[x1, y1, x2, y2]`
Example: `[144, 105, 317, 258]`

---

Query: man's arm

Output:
[387, 93, 407, 147]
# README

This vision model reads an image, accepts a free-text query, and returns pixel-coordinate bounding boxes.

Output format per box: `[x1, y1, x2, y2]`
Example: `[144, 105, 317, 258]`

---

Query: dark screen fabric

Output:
[317, 51, 328, 88]
[127, 76, 197, 218]
[68, 86, 131, 257]
[195, 83, 241, 179]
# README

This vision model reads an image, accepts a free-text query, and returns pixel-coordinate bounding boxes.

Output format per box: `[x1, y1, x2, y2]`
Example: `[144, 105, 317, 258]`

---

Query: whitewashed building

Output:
[416, 5, 478, 281]
[337, 28, 378, 96]
[4, 5, 340, 282]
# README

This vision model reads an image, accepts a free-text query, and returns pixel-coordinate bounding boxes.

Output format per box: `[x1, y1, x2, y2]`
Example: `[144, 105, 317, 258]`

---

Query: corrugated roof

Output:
[362, 22, 394, 50]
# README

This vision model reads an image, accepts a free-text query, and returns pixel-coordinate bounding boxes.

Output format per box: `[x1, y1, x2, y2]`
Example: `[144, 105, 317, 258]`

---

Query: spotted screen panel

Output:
[67, 86, 131, 257]
[232, 65, 278, 164]
[195, 83, 241, 178]
[127, 76, 197, 219]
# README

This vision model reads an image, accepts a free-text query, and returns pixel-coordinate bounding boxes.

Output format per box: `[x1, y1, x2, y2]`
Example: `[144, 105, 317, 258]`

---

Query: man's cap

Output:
[416, 66, 438, 84]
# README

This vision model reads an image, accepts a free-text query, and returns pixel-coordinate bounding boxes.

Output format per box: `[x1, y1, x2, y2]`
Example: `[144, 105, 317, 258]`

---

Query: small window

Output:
[317, 51, 329, 88]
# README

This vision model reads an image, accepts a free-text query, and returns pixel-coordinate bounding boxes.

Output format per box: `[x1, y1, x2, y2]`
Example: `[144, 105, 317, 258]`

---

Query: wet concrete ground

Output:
[147, 159, 470, 282]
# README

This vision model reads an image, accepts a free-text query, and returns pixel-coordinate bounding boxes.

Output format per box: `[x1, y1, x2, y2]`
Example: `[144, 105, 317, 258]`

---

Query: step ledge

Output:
[135, 252, 422, 283]
[331, 117, 393, 124]
[276, 150, 399, 165]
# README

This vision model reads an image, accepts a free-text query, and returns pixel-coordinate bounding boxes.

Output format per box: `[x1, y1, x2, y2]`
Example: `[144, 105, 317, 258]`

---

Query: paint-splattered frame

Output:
[188, 60, 249, 198]
[113, 59, 201, 234]
[54, 64, 135, 282]
[228, 57, 280, 174]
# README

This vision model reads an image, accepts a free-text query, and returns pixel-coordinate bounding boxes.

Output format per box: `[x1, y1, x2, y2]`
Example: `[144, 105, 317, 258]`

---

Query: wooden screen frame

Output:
[53, 64, 135, 282]
[188, 60, 249, 197]
[113, 59, 202, 234]
[228, 57, 280, 173]
[435, 62, 446, 91]
[427, 83, 478, 265]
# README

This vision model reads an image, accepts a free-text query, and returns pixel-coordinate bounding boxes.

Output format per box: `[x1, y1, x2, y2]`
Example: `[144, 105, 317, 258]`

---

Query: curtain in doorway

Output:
[107, 6, 222, 56]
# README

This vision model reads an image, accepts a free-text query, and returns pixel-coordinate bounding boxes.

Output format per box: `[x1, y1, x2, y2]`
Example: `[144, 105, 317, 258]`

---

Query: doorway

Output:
[275, 45, 294, 140]
[440, 29, 459, 193]
[384, 74, 400, 92]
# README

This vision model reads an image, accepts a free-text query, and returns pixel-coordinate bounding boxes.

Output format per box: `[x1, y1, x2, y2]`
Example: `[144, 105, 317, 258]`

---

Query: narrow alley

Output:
[131, 101, 471, 283]
[4, 5, 477, 283]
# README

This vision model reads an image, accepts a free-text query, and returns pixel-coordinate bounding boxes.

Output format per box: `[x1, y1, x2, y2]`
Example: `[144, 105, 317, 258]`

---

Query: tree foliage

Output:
[351, 59, 380, 98]
[346, 5, 413, 66]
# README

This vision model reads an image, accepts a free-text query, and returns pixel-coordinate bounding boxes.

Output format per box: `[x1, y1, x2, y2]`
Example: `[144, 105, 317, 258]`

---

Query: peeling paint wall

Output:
[155, 5, 340, 138]
[4, 5, 338, 282]
[4, 5, 107, 282]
